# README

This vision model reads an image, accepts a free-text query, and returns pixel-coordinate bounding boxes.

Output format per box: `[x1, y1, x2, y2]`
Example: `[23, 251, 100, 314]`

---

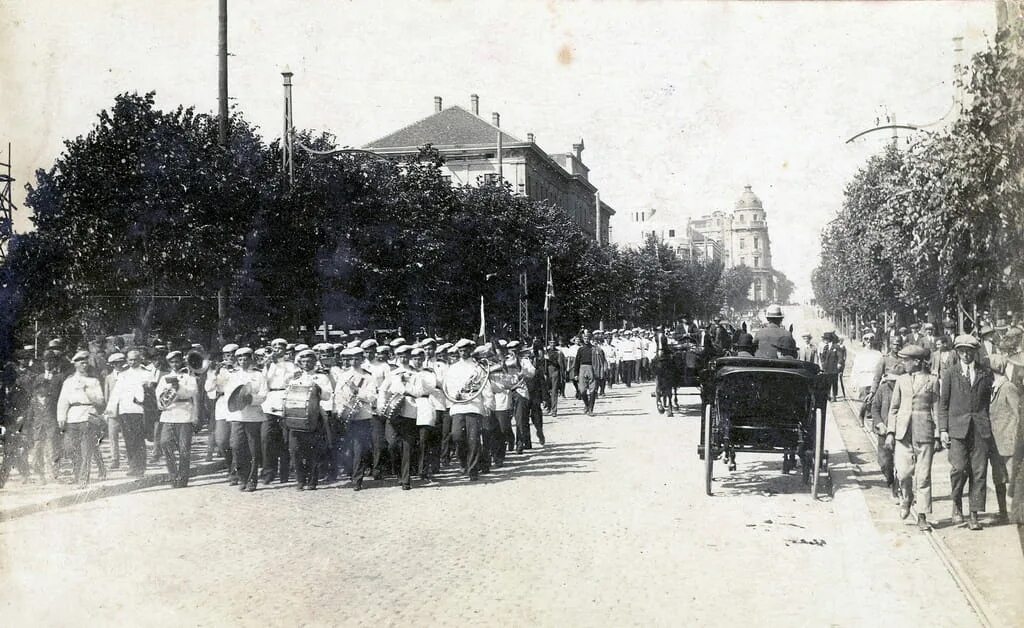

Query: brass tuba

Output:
[442, 360, 491, 404]
[156, 370, 185, 411]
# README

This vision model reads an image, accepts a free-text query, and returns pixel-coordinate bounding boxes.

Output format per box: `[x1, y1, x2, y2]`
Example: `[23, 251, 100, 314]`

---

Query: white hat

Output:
[394, 345, 412, 355]
[420, 337, 436, 345]
[436, 342, 452, 353]
[107, 352, 126, 363]
[221, 343, 240, 354]
[446, 345, 460, 354]
[293, 343, 310, 352]
[506, 340, 521, 350]
[166, 350, 183, 361]
[295, 349, 316, 360]
[410, 348, 426, 357]
[340, 347, 364, 357]
[360, 339, 378, 350]
[71, 350, 90, 362]
[271, 338, 288, 346]
[454, 338, 476, 350]
[234, 347, 253, 358]
[389, 337, 407, 348]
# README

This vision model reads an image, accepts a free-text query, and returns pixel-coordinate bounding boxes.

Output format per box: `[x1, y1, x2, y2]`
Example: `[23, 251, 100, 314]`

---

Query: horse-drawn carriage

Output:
[697, 356, 832, 499]
[651, 340, 706, 416]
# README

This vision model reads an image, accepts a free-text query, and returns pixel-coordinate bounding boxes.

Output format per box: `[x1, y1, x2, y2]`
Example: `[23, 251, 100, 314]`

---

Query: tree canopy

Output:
[1, 92, 736, 355]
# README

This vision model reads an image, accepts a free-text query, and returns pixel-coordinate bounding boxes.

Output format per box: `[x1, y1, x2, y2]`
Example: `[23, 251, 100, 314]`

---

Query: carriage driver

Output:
[753, 304, 794, 359]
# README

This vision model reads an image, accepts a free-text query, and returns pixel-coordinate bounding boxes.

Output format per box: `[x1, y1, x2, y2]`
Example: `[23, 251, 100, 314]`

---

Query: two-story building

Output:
[364, 96, 615, 243]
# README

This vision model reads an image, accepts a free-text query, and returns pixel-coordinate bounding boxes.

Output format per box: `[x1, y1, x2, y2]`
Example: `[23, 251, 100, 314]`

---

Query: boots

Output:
[916, 513, 930, 532]
[951, 502, 965, 525]
[995, 484, 1010, 524]
[967, 511, 983, 531]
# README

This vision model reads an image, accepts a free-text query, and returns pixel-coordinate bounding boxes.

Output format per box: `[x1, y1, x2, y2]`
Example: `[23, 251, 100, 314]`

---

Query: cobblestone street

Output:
[1, 379, 987, 627]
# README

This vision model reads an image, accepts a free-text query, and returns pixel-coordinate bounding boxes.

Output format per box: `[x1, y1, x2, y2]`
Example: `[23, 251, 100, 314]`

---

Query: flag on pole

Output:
[478, 295, 486, 344]
[544, 256, 555, 311]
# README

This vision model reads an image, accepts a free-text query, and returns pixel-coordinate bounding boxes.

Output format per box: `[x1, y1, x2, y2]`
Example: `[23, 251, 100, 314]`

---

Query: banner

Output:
[544, 256, 555, 311]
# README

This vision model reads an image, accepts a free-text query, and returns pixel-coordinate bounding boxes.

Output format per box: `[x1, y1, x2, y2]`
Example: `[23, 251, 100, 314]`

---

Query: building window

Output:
[740, 257, 746, 266]
[739, 238, 746, 250]
[754, 256, 760, 268]
[668, 229, 675, 237]
[753, 236, 759, 250]
[754, 279, 762, 302]
[740, 213, 745, 223]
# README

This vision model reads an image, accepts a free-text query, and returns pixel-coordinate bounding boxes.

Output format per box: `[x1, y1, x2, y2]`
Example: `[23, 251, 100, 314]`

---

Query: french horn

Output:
[442, 361, 491, 404]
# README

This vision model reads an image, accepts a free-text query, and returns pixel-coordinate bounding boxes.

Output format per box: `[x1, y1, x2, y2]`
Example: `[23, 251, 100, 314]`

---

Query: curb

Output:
[0, 459, 227, 522]
[841, 395, 1000, 628]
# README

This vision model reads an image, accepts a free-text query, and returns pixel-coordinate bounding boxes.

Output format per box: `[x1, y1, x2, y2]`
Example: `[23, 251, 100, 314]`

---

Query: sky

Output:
[0, 1, 997, 299]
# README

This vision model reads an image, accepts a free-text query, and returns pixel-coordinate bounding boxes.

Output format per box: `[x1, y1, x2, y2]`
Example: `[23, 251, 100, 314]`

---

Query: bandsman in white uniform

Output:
[260, 338, 296, 485]
[288, 349, 333, 491]
[334, 347, 379, 490]
[155, 351, 199, 488]
[224, 347, 268, 492]
[57, 351, 106, 486]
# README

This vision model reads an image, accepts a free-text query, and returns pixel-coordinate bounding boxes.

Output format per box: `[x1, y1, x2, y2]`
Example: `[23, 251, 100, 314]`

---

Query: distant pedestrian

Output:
[798, 333, 818, 364]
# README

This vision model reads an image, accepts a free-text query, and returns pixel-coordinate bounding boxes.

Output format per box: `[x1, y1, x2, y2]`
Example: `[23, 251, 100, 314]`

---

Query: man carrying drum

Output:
[287, 349, 333, 491]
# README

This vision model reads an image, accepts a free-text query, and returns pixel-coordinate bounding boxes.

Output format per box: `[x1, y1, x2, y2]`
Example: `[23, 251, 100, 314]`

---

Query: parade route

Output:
[0, 381, 989, 627]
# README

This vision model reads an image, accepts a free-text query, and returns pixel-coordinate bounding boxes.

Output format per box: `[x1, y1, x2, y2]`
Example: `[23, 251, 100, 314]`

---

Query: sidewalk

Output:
[838, 344, 1024, 626]
[1, 428, 226, 521]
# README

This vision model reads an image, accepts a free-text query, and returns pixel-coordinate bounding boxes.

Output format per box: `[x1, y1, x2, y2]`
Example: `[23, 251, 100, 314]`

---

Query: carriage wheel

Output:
[704, 403, 714, 496]
[811, 407, 824, 500]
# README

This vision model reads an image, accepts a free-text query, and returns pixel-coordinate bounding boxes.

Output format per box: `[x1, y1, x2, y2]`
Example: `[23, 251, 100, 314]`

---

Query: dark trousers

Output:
[160, 422, 193, 484]
[229, 421, 262, 487]
[492, 410, 513, 464]
[451, 412, 483, 479]
[621, 360, 635, 387]
[479, 412, 497, 472]
[949, 421, 990, 512]
[875, 433, 895, 486]
[826, 373, 839, 399]
[348, 419, 373, 483]
[324, 416, 346, 479]
[389, 416, 417, 487]
[30, 416, 60, 480]
[119, 413, 147, 476]
[515, 399, 545, 450]
[260, 417, 290, 483]
[438, 410, 452, 465]
[597, 377, 606, 396]
[289, 428, 322, 488]
[63, 422, 96, 483]
[547, 371, 561, 415]
[370, 415, 387, 477]
[418, 425, 439, 479]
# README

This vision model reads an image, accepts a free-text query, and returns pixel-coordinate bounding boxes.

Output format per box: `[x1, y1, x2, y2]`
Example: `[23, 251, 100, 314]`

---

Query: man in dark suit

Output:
[938, 334, 993, 530]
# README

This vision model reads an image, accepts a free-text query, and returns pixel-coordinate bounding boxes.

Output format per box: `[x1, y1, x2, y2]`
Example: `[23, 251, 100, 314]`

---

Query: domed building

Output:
[688, 185, 775, 303]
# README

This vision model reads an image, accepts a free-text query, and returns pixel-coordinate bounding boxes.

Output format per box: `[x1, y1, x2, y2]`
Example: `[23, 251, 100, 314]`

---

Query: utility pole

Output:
[282, 67, 294, 185]
[218, 0, 229, 147]
[217, 0, 229, 339]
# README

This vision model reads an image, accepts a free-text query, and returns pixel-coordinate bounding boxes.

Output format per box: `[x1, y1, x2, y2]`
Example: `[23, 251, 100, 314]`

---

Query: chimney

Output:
[527, 132, 535, 143]
[471, 94, 480, 115]
[433, 96, 442, 113]
[492, 112, 500, 127]
[572, 141, 584, 160]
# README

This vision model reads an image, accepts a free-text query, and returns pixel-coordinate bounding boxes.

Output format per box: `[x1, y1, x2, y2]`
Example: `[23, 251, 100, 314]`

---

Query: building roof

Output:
[365, 106, 523, 150]
[735, 184, 763, 210]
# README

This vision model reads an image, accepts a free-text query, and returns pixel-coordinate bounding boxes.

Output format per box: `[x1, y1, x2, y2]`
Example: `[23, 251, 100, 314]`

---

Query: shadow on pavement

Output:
[713, 458, 816, 496]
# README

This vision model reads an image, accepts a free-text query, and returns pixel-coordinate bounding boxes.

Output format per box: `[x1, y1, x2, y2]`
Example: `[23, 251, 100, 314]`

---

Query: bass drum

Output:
[282, 383, 321, 432]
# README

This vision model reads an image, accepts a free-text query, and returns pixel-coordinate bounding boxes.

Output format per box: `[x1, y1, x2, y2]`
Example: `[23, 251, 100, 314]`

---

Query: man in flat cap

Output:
[885, 344, 938, 531]
[938, 334, 993, 530]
